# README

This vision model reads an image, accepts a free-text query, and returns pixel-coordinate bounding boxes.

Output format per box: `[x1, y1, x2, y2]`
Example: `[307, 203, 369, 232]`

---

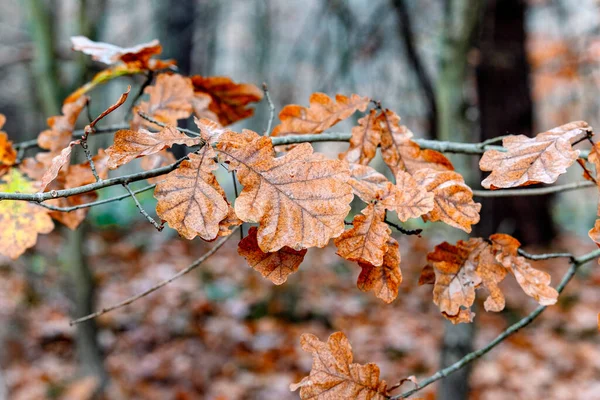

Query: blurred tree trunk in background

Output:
[26, 0, 108, 392]
[390, 0, 437, 139]
[436, 1, 482, 399]
[476, 0, 556, 245]
[156, 0, 196, 75]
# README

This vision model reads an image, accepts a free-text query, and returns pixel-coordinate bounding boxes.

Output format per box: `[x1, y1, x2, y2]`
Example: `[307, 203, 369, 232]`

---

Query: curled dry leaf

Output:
[217, 129, 353, 252]
[191, 75, 263, 126]
[290, 332, 388, 400]
[39, 141, 80, 191]
[106, 126, 201, 169]
[335, 203, 391, 267]
[0, 169, 54, 259]
[38, 96, 88, 152]
[426, 233, 558, 322]
[357, 237, 402, 303]
[272, 92, 369, 136]
[413, 168, 481, 233]
[479, 120, 592, 189]
[154, 146, 228, 241]
[340, 110, 381, 164]
[71, 36, 174, 70]
[133, 74, 194, 130]
[0, 115, 17, 176]
[589, 219, 600, 249]
[238, 226, 307, 285]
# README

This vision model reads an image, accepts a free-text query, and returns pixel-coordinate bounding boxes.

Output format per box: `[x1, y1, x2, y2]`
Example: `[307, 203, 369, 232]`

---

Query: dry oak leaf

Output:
[413, 168, 481, 233]
[0, 169, 54, 259]
[335, 202, 391, 267]
[378, 109, 453, 176]
[217, 129, 353, 252]
[71, 36, 174, 70]
[472, 238, 508, 312]
[427, 240, 483, 317]
[191, 75, 263, 126]
[133, 74, 194, 130]
[238, 226, 307, 284]
[479, 121, 592, 189]
[106, 126, 201, 169]
[154, 145, 228, 241]
[272, 92, 369, 136]
[38, 96, 88, 152]
[290, 332, 388, 400]
[0, 115, 17, 176]
[340, 109, 381, 165]
[589, 219, 600, 249]
[217, 204, 242, 237]
[357, 237, 402, 303]
[39, 141, 80, 191]
[347, 164, 433, 221]
[497, 252, 558, 306]
[194, 117, 231, 143]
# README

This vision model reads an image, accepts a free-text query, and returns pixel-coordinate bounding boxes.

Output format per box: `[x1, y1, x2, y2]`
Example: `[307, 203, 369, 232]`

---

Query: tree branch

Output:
[69, 227, 238, 325]
[122, 183, 163, 231]
[391, 247, 600, 399]
[472, 181, 595, 197]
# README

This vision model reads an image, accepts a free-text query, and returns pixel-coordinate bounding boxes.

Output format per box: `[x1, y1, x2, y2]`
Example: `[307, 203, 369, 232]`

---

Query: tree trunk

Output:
[475, 0, 556, 245]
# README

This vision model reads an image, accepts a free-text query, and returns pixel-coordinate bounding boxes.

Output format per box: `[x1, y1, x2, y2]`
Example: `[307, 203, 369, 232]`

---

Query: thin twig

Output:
[13, 124, 129, 151]
[262, 82, 275, 136]
[517, 248, 575, 262]
[472, 181, 595, 197]
[384, 217, 422, 236]
[122, 183, 163, 231]
[35, 184, 156, 212]
[137, 111, 201, 138]
[391, 247, 600, 399]
[69, 228, 238, 325]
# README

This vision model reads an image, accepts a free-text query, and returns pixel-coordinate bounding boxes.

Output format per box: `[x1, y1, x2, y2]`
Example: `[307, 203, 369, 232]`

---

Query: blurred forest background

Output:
[1, 0, 600, 399]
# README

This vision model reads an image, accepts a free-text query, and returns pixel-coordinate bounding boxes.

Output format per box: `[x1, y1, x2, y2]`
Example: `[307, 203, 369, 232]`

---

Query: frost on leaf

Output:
[272, 93, 369, 136]
[425, 233, 558, 322]
[0, 169, 54, 259]
[154, 146, 228, 241]
[217, 129, 353, 252]
[479, 120, 592, 189]
[238, 226, 307, 285]
[191, 75, 263, 126]
[0, 115, 17, 177]
[357, 237, 402, 303]
[132, 74, 194, 130]
[335, 203, 391, 267]
[290, 332, 388, 400]
[106, 126, 201, 169]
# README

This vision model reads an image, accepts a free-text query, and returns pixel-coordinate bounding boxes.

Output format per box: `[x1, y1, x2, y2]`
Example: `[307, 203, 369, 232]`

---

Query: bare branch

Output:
[391, 247, 600, 399]
[122, 183, 163, 231]
[137, 111, 201, 137]
[472, 181, 595, 197]
[36, 184, 156, 212]
[69, 227, 238, 325]
[262, 82, 275, 135]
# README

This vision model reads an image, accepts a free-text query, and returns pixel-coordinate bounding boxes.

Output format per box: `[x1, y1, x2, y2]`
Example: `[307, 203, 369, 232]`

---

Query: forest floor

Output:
[1, 224, 599, 400]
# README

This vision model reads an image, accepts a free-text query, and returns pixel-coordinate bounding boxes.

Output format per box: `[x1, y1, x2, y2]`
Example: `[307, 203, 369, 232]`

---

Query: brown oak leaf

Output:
[335, 203, 391, 267]
[133, 74, 194, 130]
[272, 93, 369, 136]
[154, 145, 228, 241]
[106, 126, 201, 169]
[38, 96, 88, 152]
[217, 129, 353, 252]
[290, 332, 388, 400]
[412, 168, 481, 233]
[479, 121, 592, 189]
[238, 226, 307, 285]
[0, 115, 17, 176]
[340, 110, 381, 164]
[191, 75, 263, 126]
[497, 252, 558, 306]
[357, 237, 402, 303]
